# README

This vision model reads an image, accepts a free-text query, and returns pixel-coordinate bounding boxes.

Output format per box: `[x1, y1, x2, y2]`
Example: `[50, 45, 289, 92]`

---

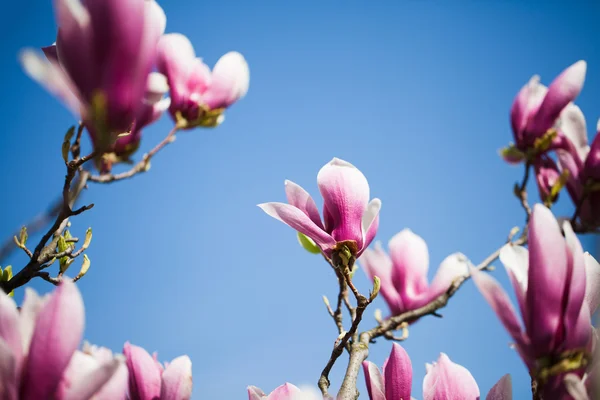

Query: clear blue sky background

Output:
[1, 0, 599, 398]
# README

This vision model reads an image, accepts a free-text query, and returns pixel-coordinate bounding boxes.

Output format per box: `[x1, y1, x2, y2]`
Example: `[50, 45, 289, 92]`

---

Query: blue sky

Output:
[1, 0, 599, 398]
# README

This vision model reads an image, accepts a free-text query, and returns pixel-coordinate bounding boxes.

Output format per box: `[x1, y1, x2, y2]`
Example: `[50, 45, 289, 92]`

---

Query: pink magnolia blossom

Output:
[505, 60, 587, 163]
[20, 0, 167, 151]
[359, 229, 469, 318]
[472, 204, 599, 397]
[0, 280, 126, 399]
[247, 383, 326, 400]
[362, 343, 511, 400]
[124, 342, 193, 400]
[258, 158, 381, 259]
[157, 33, 249, 129]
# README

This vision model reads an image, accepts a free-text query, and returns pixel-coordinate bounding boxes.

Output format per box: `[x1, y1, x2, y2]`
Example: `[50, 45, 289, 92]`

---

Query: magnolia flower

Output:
[504, 60, 587, 163]
[124, 342, 193, 400]
[57, 342, 128, 399]
[157, 33, 249, 128]
[258, 158, 381, 261]
[20, 0, 167, 151]
[247, 383, 326, 400]
[0, 280, 126, 399]
[472, 204, 599, 397]
[362, 343, 512, 400]
[359, 229, 469, 317]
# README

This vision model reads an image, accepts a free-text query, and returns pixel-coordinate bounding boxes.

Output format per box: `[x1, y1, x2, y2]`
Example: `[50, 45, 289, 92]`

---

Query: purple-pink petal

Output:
[499, 244, 529, 326]
[284, 180, 324, 229]
[267, 383, 302, 400]
[383, 343, 412, 400]
[562, 221, 588, 342]
[423, 353, 480, 400]
[526, 204, 568, 355]
[160, 355, 192, 400]
[248, 386, 267, 400]
[427, 253, 469, 300]
[0, 294, 23, 383]
[470, 267, 525, 346]
[360, 199, 381, 255]
[317, 158, 370, 248]
[485, 374, 512, 400]
[388, 229, 430, 308]
[584, 253, 600, 315]
[362, 361, 386, 400]
[529, 61, 587, 135]
[0, 339, 17, 400]
[124, 342, 162, 400]
[21, 280, 84, 400]
[258, 202, 336, 253]
[202, 51, 250, 110]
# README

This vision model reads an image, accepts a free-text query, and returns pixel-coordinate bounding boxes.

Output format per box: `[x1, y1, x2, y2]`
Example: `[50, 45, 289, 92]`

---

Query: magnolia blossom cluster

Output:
[0, 280, 192, 399]
[22, 0, 249, 170]
[259, 156, 599, 398]
[503, 61, 600, 230]
[363, 343, 511, 400]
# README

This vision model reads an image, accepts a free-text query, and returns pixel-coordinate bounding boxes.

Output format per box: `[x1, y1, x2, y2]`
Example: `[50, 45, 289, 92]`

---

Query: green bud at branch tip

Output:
[369, 276, 381, 302]
[83, 228, 93, 249]
[322, 295, 330, 308]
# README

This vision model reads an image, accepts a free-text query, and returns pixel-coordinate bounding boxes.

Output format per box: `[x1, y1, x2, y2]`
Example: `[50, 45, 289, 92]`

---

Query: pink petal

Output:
[383, 343, 412, 400]
[284, 180, 324, 229]
[22, 280, 85, 400]
[58, 350, 125, 400]
[499, 244, 529, 326]
[510, 75, 547, 143]
[470, 267, 525, 347]
[123, 342, 162, 400]
[584, 253, 600, 315]
[157, 33, 199, 109]
[359, 244, 404, 315]
[564, 374, 589, 400]
[54, 0, 96, 99]
[559, 104, 589, 162]
[0, 294, 22, 383]
[584, 125, 600, 181]
[388, 229, 430, 308]
[362, 361, 386, 400]
[563, 301, 593, 351]
[258, 202, 336, 253]
[423, 353, 480, 400]
[360, 199, 381, 255]
[562, 221, 588, 339]
[267, 383, 302, 400]
[203, 51, 250, 109]
[529, 61, 587, 134]
[427, 253, 470, 300]
[485, 374, 512, 400]
[247, 386, 267, 400]
[93, 362, 128, 400]
[19, 50, 84, 118]
[160, 355, 192, 400]
[0, 338, 17, 400]
[19, 288, 49, 357]
[317, 158, 370, 249]
[526, 204, 568, 356]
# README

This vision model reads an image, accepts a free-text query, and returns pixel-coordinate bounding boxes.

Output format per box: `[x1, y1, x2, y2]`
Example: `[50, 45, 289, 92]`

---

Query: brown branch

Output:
[515, 162, 532, 219]
[89, 125, 179, 183]
[0, 156, 94, 293]
[319, 259, 372, 398]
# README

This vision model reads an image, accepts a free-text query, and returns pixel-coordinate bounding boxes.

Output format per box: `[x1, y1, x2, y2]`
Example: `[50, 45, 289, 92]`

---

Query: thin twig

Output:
[516, 162, 532, 219]
[89, 125, 179, 183]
